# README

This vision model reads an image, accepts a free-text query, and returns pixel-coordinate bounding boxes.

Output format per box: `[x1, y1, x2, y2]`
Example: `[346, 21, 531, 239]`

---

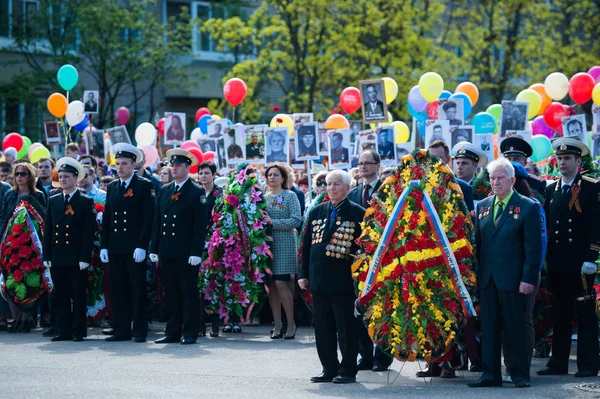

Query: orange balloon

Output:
[47, 93, 68, 118]
[324, 114, 349, 129]
[455, 82, 479, 106]
[529, 83, 552, 115]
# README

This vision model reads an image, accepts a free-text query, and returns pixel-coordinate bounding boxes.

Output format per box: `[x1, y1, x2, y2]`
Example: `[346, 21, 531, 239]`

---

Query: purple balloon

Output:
[588, 66, 600, 83]
[531, 115, 556, 139]
[408, 85, 428, 113]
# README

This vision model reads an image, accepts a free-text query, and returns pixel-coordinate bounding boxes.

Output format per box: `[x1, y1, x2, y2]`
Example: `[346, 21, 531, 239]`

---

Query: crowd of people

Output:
[0, 135, 598, 388]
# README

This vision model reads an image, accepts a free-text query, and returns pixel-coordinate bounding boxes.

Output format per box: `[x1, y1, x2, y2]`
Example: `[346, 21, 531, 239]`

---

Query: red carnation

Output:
[21, 261, 34, 272]
[229, 282, 242, 296]
[276, 117, 283, 124]
[225, 194, 240, 208]
[19, 246, 32, 259]
[12, 224, 23, 233]
[272, 105, 280, 112]
[12, 270, 24, 282]
[31, 258, 42, 267]
[10, 254, 20, 264]
[95, 203, 105, 213]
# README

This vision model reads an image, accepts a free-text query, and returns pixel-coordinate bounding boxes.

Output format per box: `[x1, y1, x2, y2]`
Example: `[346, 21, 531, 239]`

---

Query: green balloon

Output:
[530, 135, 552, 162]
[486, 104, 502, 134]
[17, 136, 31, 159]
[57, 64, 79, 91]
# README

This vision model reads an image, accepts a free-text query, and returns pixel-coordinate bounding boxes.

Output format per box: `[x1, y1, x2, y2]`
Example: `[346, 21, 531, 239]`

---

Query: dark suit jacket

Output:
[545, 174, 600, 273]
[101, 174, 155, 254]
[43, 190, 96, 266]
[365, 100, 384, 118]
[475, 191, 542, 291]
[291, 185, 306, 217]
[457, 178, 474, 212]
[347, 179, 383, 207]
[299, 200, 365, 294]
[150, 179, 207, 258]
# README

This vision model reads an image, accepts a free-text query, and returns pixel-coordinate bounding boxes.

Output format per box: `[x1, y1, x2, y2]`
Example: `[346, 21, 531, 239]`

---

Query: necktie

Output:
[329, 204, 337, 230]
[121, 181, 126, 192]
[361, 184, 370, 208]
[495, 201, 503, 226]
[562, 184, 570, 196]
[174, 185, 180, 193]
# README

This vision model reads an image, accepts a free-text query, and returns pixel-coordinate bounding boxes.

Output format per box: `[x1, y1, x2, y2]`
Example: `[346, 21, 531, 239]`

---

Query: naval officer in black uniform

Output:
[43, 157, 96, 342]
[101, 143, 155, 342]
[150, 149, 208, 345]
[537, 138, 600, 378]
[299, 169, 364, 384]
[500, 137, 546, 202]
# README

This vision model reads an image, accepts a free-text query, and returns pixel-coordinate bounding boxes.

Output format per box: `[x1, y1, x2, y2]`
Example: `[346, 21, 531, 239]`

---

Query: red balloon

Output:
[195, 107, 211, 123]
[543, 102, 569, 131]
[339, 87, 361, 114]
[156, 118, 165, 136]
[203, 151, 215, 162]
[569, 73, 595, 104]
[223, 78, 247, 107]
[115, 107, 130, 125]
[181, 140, 201, 151]
[426, 101, 439, 120]
[188, 147, 204, 174]
[3, 132, 24, 151]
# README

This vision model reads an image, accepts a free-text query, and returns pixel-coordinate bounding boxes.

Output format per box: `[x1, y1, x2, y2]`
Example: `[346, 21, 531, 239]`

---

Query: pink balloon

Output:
[115, 107, 130, 125]
[28, 143, 44, 158]
[180, 140, 201, 151]
[531, 115, 556, 139]
[588, 66, 600, 84]
[140, 145, 158, 168]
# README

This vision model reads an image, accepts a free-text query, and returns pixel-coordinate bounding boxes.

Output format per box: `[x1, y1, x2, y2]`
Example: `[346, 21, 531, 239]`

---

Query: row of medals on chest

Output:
[312, 219, 355, 258]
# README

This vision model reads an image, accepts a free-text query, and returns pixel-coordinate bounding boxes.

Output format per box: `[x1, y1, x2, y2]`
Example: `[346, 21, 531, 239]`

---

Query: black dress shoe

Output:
[134, 337, 147, 343]
[514, 380, 530, 388]
[310, 372, 335, 383]
[181, 337, 196, 345]
[332, 375, 356, 384]
[154, 336, 180, 344]
[357, 360, 374, 371]
[372, 364, 390, 372]
[575, 370, 598, 378]
[42, 327, 56, 337]
[469, 363, 483, 372]
[102, 329, 115, 336]
[416, 364, 442, 378]
[51, 336, 72, 342]
[467, 379, 502, 388]
[536, 367, 567, 376]
[105, 335, 131, 342]
[73, 337, 84, 342]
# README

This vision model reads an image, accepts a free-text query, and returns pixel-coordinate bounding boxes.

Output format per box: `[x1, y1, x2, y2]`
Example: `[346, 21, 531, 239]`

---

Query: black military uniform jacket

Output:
[43, 190, 96, 266]
[150, 179, 207, 258]
[101, 174, 155, 254]
[545, 174, 600, 273]
[299, 199, 365, 294]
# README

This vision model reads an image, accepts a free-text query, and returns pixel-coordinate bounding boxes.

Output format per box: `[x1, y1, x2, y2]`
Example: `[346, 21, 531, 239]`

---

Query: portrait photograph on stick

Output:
[328, 129, 351, 169]
[107, 125, 131, 146]
[359, 79, 388, 124]
[561, 114, 586, 142]
[499, 101, 529, 136]
[224, 125, 245, 164]
[295, 122, 319, 160]
[425, 120, 451, 148]
[44, 121, 61, 145]
[265, 127, 289, 165]
[83, 90, 99, 114]
[376, 126, 396, 165]
[438, 98, 464, 126]
[244, 124, 267, 164]
[450, 125, 474, 148]
[164, 112, 186, 145]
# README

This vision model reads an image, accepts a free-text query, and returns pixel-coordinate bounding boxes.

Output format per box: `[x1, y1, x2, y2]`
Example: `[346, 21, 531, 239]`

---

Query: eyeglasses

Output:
[316, 180, 326, 187]
[357, 162, 379, 166]
[14, 172, 29, 177]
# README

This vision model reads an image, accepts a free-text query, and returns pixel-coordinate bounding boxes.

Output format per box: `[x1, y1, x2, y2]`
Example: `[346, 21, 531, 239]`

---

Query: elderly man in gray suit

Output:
[468, 158, 542, 389]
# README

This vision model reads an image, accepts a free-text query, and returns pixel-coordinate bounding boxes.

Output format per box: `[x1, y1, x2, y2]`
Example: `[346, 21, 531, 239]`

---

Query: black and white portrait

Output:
[216, 138, 226, 170]
[265, 127, 289, 164]
[44, 121, 61, 145]
[295, 122, 319, 161]
[245, 125, 267, 164]
[318, 125, 329, 155]
[164, 112, 186, 145]
[438, 98, 464, 126]
[562, 114, 586, 142]
[357, 131, 377, 153]
[349, 121, 362, 143]
[224, 125, 245, 164]
[92, 130, 105, 158]
[451, 125, 474, 147]
[328, 129, 351, 169]
[208, 119, 227, 139]
[425, 120, 451, 147]
[360, 79, 388, 124]
[473, 133, 494, 163]
[83, 90, 99, 114]
[292, 113, 314, 124]
[499, 101, 529, 135]
[198, 138, 217, 154]
[107, 125, 131, 146]
[376, 126, 396, 165]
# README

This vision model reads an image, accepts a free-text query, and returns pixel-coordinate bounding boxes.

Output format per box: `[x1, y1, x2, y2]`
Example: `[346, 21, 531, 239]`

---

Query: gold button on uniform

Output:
[55, 240, 58, 244]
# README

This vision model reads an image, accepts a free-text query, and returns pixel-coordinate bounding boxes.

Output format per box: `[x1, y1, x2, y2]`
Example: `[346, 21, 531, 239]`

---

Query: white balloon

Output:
[544, 72, 570, 101]
[65, 101, 85, 127]
[135, 122, 157, 146]
[190, 127, 202, 142]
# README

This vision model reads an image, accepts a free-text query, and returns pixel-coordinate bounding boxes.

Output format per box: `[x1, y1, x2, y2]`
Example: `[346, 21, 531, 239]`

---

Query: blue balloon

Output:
[226, 119, 233, 126]
[57, 64, 79, 91]
[472, 112, 496, 134]
[198, 114, 212, 134]
[449, 92, 472, 119]
[439, 90, 452, 100]
[73, 114, 89, 132]
[407, 102, 427, 121]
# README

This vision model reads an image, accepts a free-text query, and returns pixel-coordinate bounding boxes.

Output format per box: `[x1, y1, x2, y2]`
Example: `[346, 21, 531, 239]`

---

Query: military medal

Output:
[514, 206, 520, 219]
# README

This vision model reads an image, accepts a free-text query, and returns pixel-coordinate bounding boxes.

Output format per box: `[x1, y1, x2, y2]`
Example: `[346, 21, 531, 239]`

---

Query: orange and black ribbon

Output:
[64, 205, 74, 216]
[124, 188, 133, 198]
[569, 182, 582, 213]
[171, 192, 181, 201]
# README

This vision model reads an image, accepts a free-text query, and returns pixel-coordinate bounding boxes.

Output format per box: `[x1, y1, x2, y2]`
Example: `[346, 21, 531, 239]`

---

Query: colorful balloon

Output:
[198, 114, 212, 134]
[190, 127, 202, 142]
[516, 89, 542, 119]
[528, 83, 552, 115]
[544, 72, 569, 101]
[28, 143, 44, 159]
[73, 114, 89, 132]
[485, 104, 502, 134]
[270, 114, 295, 136]
[588, 66, 600, 84]
[531, 116, 555, 139]
[324, 114, 349, 130]
[17, 137, 31, 159]
[407, 101, 427, 121]
[139, 144, 159, 168]
[223, 78, 247, 107]
[472, 112, 496, 134]
[382, 77, 398, 104]
[135, 122, 157, 146]
[543, 102, 569, 132]
[569, 72, 595, 105]
[115, 107, 130, 125]
[408, 85, 428, 113]
[438, 90, 452, 100]
[391, 121, 410, 143]
[3, 133, 23, 152]
[156, 118, 165, 136]
[426, 101, 439, 120]
[211, 115, 221, 120]
[530, 135, 552, 162]
[339, 87, 362, 114]
[449, 92, 472, 120]
[56, 64, 79, 91]
[195, 108, 211, 122]
[203, 151, 215, 162]
[418, 72, 444, 102]
[593, 83, 600, 106]
[66, 101, 85, 127]
[47, 93, 68, 118]
[455, 82, 479, 106]
[30, 146, 51, 163]
[181, 140, 201, 151]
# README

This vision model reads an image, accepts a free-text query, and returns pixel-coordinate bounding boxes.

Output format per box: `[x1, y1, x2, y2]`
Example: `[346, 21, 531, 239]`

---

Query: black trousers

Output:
[162, 257, 200, 339]
[53, 265, 87, 339]
[312, 292, 358, 377]
[110, 254, 148, 338]
[358, 319, 393, 367]
[547, 272, 599, 373]
[480, 277, 529, 384]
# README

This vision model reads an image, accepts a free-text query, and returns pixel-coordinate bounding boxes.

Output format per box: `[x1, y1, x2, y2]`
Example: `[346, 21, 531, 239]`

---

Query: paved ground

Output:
[1, 324, 599, 398]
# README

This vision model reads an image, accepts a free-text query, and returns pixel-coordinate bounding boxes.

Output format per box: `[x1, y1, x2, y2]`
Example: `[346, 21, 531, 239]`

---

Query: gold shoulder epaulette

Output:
[582, 175, 598, 183]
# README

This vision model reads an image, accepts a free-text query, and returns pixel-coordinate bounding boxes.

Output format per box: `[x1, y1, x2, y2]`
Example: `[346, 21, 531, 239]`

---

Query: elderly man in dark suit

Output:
[468, 158, 542, 389]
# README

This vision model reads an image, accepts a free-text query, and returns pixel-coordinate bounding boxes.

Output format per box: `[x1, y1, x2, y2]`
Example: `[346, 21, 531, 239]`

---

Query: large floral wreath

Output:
[86, 201, 106, 324]
[198, 164, 273, 321]
[353, 149, 477, 363]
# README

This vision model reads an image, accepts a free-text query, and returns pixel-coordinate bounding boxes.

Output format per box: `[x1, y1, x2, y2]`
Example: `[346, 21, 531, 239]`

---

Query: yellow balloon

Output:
[211, 115, 221, 120]
[418, 72, 444, 102]
[270, 114, 294, 137]
[391, 121, 410, 143]
[515, 89, 542, 119]
[382, 77, 398, 104]
[593, 83, 600, 106]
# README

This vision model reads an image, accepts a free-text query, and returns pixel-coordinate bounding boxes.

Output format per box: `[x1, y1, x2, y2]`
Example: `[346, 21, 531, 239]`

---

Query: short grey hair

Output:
[487, 158, 515, 178]
[326, 170, 351, 186]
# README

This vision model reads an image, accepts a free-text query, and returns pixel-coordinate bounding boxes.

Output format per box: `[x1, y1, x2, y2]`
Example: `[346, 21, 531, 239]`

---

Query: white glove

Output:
[149, 253, 159, 263]
[100, 249, 109, 263]
[79, 262, 89, 271]
[581, 262, 598, 275]
[133, 248, 147, 263]
[188, 256, 201, 266]
[43, 261, 52, 268]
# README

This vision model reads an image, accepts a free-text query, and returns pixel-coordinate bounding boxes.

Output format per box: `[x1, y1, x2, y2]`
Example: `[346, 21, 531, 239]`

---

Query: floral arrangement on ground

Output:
[86, 201, 106, 324]
[353, 149, 477, 363]
[198, 163, 272, 321]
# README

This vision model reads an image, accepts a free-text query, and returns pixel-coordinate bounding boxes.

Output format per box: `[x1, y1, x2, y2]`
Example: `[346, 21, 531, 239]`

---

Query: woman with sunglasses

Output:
[0, 163, 47, 333]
